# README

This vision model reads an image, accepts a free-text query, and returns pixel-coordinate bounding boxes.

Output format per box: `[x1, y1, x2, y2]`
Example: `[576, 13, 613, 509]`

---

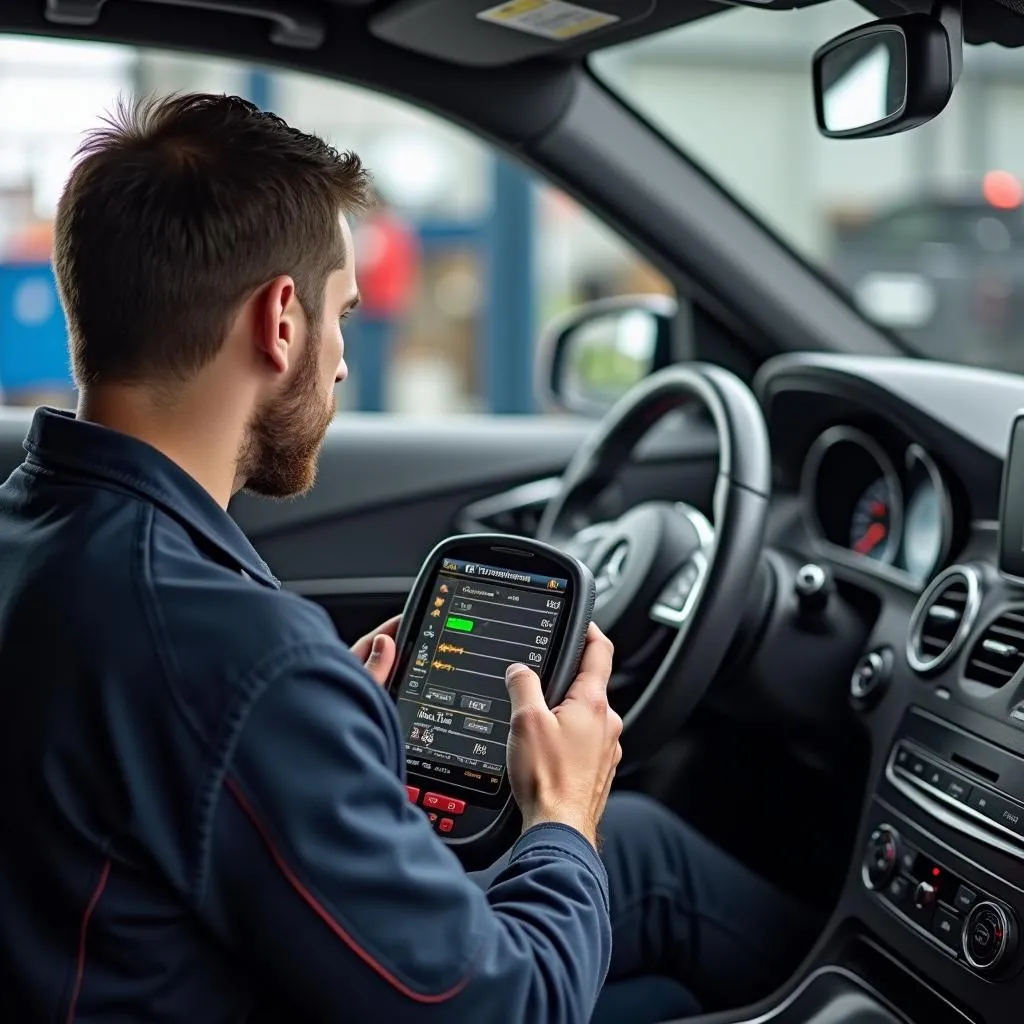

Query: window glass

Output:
[593, 4, 1024, 372]
[0, 36, 671, 414]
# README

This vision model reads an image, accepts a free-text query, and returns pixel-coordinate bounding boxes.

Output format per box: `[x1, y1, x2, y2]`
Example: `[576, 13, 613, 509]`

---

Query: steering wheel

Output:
[536, 364, 771, 760]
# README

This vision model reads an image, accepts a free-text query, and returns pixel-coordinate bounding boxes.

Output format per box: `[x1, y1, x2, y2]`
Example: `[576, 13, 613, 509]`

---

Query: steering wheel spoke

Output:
[650, 550, 709, 627]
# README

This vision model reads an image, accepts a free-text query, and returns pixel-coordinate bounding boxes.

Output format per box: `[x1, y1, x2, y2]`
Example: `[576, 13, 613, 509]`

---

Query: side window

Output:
[0, 39, 673, 415]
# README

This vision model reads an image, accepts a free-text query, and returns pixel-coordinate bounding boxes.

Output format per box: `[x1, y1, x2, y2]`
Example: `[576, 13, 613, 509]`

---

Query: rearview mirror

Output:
[536, 295, 677, 416]
[812, 2, 962, 139]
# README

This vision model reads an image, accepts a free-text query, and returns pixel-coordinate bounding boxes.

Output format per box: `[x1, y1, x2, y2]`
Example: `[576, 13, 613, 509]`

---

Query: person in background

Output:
[348, 191, 419, 411]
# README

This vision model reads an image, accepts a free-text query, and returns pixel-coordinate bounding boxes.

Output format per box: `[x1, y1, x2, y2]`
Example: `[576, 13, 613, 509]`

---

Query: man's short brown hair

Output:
[53, 93, 372, 386]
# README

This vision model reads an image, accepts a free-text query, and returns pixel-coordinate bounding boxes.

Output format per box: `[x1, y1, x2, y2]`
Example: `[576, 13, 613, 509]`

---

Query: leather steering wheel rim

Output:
[536, 363, 772, 761]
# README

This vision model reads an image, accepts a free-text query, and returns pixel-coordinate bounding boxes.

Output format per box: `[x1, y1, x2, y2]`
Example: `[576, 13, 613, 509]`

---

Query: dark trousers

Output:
[470, 792, 819, 1023]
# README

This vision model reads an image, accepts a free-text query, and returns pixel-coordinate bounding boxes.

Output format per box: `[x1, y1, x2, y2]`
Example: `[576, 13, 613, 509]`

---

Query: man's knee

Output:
[601, 790, 689, 846]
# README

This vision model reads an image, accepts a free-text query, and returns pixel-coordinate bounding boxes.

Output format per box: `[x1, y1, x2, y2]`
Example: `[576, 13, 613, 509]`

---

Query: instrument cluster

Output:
[800, 426, 953, 584]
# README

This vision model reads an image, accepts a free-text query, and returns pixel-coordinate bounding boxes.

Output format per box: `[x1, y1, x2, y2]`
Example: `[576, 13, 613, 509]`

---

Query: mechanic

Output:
[0, 93, 816, 1024]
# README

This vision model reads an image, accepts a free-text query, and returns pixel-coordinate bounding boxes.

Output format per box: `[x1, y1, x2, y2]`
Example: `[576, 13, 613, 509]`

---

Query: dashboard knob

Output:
[850, 647, 893, 705]
[795, 562, 831, 617]
[963, 901, 1017, 973]
[912, 880, 937, 910]
[862, 825, 900, 890]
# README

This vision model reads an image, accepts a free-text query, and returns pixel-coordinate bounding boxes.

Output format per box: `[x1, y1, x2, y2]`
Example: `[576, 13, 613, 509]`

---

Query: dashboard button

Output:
[907, 755, 929, 780]
[954, 885, 978, 913]
[423, 793, 466, 815]
[894, 746, 911, 770]
[885, 875, 910, 907]
[923, 764, 951, 792]
[438, 817, 455, 834]
[405, 786, 421, 803]
[931, 907, 962, 950]
[969, 789, 996, 815]
[850, 648, 892, 704]
[945, 776, 972, 803]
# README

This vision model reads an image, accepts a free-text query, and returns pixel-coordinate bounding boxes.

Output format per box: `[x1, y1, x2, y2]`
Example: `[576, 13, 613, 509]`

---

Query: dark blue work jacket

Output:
[0, 408, 610, 1023]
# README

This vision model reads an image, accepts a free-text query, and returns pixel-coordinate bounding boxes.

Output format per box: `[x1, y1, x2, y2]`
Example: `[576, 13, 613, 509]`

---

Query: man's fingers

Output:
[506, 663, 546, 719]
[352, 615, 402, 664]
[364, 634, 397, 686]
[564, 622, 614, 704]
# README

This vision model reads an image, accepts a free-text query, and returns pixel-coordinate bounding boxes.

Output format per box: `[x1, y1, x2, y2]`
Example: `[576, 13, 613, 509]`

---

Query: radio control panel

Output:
[885, 709, 1024, 862]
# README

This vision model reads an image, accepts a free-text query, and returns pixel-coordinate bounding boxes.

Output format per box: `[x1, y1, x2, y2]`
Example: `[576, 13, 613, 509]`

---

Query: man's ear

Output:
[257, 275, 299, 376]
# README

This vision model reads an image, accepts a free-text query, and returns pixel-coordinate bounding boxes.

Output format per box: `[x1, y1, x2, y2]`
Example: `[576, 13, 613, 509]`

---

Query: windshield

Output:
[592, 2, 1024, 373]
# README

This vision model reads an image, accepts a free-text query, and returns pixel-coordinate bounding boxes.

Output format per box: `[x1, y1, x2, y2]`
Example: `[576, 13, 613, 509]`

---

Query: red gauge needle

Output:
[854, 521, 887, 555]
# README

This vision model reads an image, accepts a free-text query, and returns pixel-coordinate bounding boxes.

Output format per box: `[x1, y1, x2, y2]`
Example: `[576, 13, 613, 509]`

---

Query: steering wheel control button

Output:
[405, 786, 421, 803]
[850, 647, 893, 705]
[651, 557, 705, 626]
[794, 563, 831, 617]
[963, 901, 1016, 972]
[931, 907, 963, 950]
[438, 817, 455, 834]
[423, 793, 466, 815]
[863, 826, 900, 890]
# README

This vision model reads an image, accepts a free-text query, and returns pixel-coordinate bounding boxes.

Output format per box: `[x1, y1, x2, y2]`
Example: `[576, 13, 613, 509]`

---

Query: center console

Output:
[667, 414, 1024, 1024]
[864, 710, 1024, 978]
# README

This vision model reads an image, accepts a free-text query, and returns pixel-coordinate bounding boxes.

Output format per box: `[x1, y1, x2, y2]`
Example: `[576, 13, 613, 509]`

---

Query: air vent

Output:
[907, 565, 981, 674]
[964, 609, 1024, 689]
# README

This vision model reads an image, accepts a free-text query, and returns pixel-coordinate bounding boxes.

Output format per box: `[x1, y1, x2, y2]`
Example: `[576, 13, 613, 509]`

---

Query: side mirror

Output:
[812, 1, 962, 139]
[536, 294, 677, 416]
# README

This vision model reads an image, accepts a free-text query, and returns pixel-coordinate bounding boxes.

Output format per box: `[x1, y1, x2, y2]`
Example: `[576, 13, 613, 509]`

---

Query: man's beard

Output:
[238, 331, 336, 499]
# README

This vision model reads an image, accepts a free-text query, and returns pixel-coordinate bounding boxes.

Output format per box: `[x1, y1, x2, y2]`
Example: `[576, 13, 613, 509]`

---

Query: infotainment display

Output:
[999, 412, 1024, 579]
[392, 556, 570, 798]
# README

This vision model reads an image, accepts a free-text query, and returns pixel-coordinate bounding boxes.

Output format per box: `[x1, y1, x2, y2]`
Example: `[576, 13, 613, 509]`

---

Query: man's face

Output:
[240, 216, 358, 498]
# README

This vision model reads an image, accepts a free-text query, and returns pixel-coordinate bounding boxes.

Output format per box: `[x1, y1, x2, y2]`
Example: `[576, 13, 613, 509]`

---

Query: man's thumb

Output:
[505, 662, 545, 713]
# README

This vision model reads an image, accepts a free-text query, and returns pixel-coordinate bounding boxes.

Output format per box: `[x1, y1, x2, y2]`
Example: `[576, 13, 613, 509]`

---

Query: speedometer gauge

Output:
[800, 425, 904, 567]
[850, 478, 899, 562]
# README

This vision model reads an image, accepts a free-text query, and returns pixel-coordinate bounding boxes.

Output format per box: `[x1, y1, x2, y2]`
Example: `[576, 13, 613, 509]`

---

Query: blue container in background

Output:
[0, 263, 72, 395]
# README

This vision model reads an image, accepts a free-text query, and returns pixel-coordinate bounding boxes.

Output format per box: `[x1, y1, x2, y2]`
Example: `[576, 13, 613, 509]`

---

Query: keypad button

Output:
[423, 793, 466, 815]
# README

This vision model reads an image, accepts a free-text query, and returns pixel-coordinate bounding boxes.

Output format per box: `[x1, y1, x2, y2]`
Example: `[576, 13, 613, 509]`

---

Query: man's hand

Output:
[351, 615, 401, 685]
[504, 623, 621, 850]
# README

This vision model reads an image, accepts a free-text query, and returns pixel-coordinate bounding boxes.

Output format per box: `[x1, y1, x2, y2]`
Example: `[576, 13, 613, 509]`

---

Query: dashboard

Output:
[740, 353, 1024, 1024]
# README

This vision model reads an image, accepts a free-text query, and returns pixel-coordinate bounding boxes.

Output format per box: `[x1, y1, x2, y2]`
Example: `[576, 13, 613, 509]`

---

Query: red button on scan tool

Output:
[439, 817, 455, 834]
[405, 786, 420, 803]
[423, 793, 465, 815]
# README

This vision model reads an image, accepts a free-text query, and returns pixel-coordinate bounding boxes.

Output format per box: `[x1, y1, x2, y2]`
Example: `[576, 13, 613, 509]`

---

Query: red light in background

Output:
[932, 867, 942, 877]
[983, 170, 1023, 209]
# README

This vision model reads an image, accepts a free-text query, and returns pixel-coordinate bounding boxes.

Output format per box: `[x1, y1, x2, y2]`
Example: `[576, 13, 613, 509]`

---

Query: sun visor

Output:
[370, 0, 656, 67]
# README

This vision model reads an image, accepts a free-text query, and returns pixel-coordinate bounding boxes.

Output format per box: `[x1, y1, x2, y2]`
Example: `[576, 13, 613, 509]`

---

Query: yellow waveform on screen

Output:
[431, 660, 456, 672]
[436, 643, 465, 655]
